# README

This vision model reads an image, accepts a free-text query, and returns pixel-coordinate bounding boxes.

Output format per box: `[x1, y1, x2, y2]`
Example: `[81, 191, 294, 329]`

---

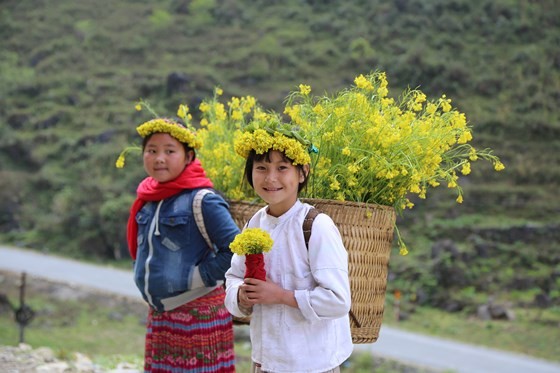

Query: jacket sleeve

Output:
[196, 192, 240, 286]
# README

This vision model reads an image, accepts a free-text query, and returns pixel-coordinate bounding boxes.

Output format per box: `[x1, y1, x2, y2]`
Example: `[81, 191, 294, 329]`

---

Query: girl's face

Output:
[252, 150, 306, 217]
[143, 133, 192, 183]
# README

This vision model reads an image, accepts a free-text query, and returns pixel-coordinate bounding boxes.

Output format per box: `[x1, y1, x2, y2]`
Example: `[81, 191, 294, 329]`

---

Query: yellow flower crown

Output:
[233, 115, 315, 166]
[136, 118, 202, 149]
[115, 100, 201, 169]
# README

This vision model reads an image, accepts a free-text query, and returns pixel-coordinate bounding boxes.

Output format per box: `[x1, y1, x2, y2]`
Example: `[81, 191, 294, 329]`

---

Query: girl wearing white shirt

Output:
[225, 124, 353, 373]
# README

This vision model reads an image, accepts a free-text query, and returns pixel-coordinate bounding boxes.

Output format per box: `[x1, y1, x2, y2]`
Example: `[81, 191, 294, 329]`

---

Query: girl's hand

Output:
[237, 286, 254, 315]
[241, 278, 298, 308]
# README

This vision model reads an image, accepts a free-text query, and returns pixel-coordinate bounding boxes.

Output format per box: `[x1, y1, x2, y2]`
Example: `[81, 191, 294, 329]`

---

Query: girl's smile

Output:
[252, 150, 305, 217]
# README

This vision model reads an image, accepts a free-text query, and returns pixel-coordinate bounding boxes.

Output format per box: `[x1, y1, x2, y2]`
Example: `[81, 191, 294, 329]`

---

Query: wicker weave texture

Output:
[228, 198, 396, 344]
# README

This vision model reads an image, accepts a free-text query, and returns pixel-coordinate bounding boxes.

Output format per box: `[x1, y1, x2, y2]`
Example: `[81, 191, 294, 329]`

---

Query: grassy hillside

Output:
[1, 0, 559, 317]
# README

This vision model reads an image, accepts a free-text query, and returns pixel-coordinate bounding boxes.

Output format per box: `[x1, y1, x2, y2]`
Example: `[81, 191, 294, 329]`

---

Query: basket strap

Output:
[193, 189, 215, 250]
[302, 207, 320, 250]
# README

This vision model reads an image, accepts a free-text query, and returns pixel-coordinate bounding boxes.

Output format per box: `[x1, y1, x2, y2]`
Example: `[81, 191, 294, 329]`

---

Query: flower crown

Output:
[136, 118, 202, 149]
[234, 114, 315, 166]
[115, 100, 201, 168]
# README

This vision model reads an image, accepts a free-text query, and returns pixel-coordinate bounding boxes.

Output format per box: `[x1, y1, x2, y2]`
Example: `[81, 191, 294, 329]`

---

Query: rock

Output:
[397, 311, 410, 321]
[36, 361, 71, 373]
[477, 301, 515, 321]
[534, 293, 552, 308]
[107, 362, 141, 372]
[166, 72, 191, 95]
[477, 304, 492, 321]
[0, 344, 125, 372]
[74, 352, 96, 372]
[34, 346, 57, 362]
[489, 304, 515, 321]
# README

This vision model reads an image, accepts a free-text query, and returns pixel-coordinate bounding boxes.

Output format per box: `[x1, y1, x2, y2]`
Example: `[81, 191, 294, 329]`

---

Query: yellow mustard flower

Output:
[440, 95, 452, 112]
[354, 74, 374, 91]
[329, 177, 341, 191]
[299, 84, 311, 96]
[114, 145, 141, 169]
[199, 102, 210, 113]
[115, 154, 125, 168]
[347, 164, 360, 174]
[494, 161, 505, 171]
[177, 104, 189, 120]
[469, 147, 479, 161]
[229, 228, 274, 255]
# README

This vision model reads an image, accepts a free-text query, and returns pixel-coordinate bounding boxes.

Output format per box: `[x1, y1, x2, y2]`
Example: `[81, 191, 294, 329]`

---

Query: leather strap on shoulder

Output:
[302, 207, 320, 250]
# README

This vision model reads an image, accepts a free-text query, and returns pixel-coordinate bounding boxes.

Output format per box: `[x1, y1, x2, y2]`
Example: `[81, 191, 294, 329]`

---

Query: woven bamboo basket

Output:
[228, 198, 396, 344]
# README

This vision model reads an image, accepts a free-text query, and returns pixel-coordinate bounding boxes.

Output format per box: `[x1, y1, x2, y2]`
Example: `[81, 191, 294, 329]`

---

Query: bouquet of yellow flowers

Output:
[285, 71, 505, 210]
[229, 228, 274, 281]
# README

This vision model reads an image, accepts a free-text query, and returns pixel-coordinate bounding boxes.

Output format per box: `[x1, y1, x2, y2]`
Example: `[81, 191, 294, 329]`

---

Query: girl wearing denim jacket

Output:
[122, 114, 239, 372]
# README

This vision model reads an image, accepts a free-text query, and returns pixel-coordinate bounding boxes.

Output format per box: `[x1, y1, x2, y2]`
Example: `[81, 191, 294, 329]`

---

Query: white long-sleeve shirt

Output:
[225, 200, 353, 373]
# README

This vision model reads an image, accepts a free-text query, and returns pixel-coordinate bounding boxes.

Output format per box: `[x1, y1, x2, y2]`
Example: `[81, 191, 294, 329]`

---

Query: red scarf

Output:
[126, 159, 213, 259]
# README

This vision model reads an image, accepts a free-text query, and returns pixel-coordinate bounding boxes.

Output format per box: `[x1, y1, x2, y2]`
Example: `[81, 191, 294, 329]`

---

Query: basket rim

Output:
[301, 198, 395, 212]
[227, 197, 395, 213]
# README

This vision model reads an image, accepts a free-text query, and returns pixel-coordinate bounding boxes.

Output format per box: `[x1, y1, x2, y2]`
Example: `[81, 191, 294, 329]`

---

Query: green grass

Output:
[0, 288, 146, 368]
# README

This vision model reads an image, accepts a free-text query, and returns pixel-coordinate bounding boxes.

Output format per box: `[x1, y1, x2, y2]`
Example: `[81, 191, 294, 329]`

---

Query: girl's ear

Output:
[185, 150, 195, 165]
[300, 164, 310, 183]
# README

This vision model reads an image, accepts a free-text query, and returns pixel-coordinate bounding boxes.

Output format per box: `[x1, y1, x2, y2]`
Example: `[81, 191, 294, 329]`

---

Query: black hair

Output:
[142, 133, 196, 160]
[244, 149, 309, 192]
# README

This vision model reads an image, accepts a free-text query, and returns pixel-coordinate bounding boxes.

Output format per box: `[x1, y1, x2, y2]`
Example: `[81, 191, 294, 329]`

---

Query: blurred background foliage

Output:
[1, 0, 559, 317]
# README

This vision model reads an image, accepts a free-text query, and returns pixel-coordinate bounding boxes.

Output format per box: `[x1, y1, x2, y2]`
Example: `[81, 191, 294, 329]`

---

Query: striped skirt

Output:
[144, 287, 236, 372]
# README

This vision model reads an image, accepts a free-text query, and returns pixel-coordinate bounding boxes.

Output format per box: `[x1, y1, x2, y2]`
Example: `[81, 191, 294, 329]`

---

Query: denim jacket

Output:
[134, 188, 239, 312]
